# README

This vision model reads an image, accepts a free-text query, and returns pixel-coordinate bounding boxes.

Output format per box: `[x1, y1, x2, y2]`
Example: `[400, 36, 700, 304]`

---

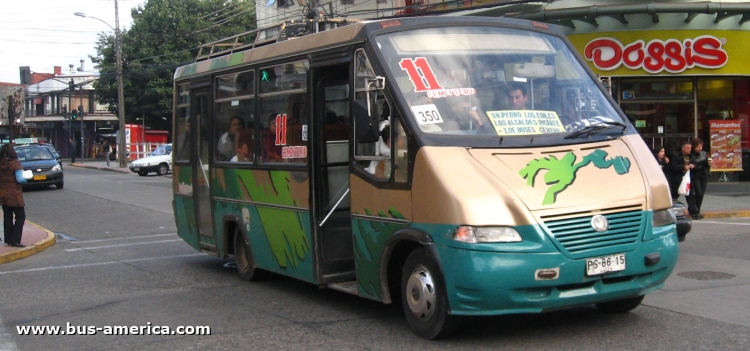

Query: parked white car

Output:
[129, 144, 172, 176]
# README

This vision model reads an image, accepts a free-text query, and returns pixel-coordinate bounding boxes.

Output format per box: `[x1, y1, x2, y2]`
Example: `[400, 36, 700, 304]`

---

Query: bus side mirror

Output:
[353, 98, 379, 143]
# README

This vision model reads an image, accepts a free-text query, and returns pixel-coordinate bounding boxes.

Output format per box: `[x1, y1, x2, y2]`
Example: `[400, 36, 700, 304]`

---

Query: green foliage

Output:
[91, 0, 256, 134]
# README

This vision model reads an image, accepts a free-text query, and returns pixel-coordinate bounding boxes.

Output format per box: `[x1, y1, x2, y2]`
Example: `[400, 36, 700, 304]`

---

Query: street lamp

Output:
[75, 2, 127, 168]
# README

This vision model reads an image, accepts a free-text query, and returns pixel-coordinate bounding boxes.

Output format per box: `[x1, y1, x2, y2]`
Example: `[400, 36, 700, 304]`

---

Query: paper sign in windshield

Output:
[410, 104, 444, 125]
[487, 110, 565, 135]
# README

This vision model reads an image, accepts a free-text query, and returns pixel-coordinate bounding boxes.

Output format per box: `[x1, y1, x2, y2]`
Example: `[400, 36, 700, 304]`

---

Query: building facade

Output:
[20, 65, 118, 159]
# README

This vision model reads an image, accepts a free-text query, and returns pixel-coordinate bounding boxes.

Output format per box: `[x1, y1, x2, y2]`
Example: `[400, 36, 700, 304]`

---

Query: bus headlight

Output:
[453, 226, 522, 243]
[652, 209, 676, 227]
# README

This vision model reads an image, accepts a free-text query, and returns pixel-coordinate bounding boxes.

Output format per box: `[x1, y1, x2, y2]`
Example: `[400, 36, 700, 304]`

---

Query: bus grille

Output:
[542, 210, 644, 258]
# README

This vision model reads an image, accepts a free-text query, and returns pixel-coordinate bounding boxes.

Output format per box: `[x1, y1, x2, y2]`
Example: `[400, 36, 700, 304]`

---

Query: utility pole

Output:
[69, 79, 74, 148]
[80, 84, 84, 161]
[115, 0, 127, 168]
[74, 1, 126, 167]
[7, 98, 14, 142]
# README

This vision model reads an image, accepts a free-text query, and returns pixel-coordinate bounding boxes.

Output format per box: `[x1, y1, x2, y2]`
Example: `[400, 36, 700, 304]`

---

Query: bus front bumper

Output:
[438, 233, 679, 316]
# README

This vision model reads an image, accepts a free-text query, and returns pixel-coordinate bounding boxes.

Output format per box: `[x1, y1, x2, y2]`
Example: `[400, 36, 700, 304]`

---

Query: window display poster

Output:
[709, 119, 743, 171]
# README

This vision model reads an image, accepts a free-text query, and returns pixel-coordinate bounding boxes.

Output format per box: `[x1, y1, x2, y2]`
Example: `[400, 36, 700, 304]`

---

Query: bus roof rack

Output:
[195, 18, 357, 62]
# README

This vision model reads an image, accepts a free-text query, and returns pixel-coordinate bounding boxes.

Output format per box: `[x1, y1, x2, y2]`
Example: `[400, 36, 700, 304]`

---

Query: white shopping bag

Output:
[678, 171, 691, 195]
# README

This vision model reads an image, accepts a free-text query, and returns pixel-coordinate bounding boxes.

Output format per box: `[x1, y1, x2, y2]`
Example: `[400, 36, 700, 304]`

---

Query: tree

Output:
[91, 0, 257, 134]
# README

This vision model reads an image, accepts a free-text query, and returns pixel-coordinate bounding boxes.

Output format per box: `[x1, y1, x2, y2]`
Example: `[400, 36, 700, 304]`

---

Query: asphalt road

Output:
[0, 167, 748, 350]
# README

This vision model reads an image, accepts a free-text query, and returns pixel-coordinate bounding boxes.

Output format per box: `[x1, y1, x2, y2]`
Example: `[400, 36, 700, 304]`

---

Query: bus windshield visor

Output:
[375, 26, 625, 138]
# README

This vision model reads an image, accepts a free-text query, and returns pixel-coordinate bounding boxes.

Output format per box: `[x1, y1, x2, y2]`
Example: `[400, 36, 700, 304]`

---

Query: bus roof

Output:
[173, 16, 561, 81]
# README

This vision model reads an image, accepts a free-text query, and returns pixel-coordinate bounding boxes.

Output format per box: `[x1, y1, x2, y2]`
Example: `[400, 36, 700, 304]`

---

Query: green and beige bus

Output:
[172, 16, 679, 339]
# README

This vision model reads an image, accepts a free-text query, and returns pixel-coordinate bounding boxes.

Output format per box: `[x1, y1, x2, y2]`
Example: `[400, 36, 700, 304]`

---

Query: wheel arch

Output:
[379, 228, 443, 304]
[221, 213, 243, 259]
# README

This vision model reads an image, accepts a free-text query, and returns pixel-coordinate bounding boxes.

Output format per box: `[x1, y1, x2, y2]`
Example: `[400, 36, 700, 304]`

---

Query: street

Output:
[0, 167, 749, 350]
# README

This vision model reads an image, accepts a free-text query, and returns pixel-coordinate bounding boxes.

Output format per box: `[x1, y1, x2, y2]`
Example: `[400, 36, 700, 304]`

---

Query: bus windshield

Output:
[375, 26, 626, 144]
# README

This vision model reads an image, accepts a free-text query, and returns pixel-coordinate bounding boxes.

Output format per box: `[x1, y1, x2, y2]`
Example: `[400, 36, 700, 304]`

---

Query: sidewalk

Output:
[70, 158, 134, 175]
[2, 160, 749, 265]
[0, 221, 56, 264]
[690, 182, 750, 218]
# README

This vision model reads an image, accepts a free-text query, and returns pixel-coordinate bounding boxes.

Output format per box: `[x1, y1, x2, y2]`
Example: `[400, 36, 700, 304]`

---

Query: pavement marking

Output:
[0, 253, 205, 275]
[70, 233, 177, 244]
[693, 221, 750, 226]
[0, 314, 20, 351]
[65, 239, 183, 252]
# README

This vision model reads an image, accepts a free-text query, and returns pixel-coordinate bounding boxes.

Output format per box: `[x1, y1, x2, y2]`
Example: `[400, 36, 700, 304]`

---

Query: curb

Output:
[0, 221, 56, 265]
[71, 163, 172, 177]
[702, 210, 750, 219]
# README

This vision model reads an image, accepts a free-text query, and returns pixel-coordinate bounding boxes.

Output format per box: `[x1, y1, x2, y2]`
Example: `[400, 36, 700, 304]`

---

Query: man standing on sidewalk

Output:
[104, 140, 111, 168]
[69, 138, 77, 164]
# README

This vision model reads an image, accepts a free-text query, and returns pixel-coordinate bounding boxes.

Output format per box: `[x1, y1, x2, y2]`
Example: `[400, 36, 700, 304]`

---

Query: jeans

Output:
[2, 205, 25, 245]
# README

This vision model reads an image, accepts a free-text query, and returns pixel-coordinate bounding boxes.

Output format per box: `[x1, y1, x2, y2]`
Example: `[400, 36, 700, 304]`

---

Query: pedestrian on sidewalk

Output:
[653, 144, 670, 171]
[69, 138, 77, 164]
[104, 140, 111, 168]
[690, 137, 709, 219]
[669, 140, 701, 219]
[0, 143, 28, 247]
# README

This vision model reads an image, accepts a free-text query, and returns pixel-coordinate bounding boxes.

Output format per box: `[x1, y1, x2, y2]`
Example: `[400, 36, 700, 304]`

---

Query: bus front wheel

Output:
[401, 247, 461, 339]
[234, 227, 267, 281]
[595, 295, 644, 313]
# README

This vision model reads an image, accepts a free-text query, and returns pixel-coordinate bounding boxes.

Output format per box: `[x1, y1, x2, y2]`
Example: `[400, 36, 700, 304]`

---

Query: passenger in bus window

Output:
[230, 129, 254, 163]
[444, 96, 486, 131]
[366, 121, 391, 178]
[217, 116, 244, 161]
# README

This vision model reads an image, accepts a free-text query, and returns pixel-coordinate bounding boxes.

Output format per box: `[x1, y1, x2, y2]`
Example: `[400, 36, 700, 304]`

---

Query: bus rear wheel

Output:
[401, 247, 461, 340]
[595, 295, 644, 314]
[234, 227, 267, 281]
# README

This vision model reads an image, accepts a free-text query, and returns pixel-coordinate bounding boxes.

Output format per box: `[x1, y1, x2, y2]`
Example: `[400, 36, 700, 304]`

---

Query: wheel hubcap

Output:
[405, 265, 436, 321]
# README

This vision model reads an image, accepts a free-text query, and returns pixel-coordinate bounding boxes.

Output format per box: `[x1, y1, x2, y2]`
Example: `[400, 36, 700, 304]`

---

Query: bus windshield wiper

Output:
[564, 121, 626, 139]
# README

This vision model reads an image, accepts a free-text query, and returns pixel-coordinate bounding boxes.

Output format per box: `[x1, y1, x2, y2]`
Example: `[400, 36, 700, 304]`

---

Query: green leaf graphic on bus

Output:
[519, 149, 630, 205]
[353, 208, 407, 300]
[237, 171, 310, 269]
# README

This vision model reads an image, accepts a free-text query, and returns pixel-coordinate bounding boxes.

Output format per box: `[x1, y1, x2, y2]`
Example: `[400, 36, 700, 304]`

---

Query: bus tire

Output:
[234, 227, 267, 281]
[401, 247, 461, 339]
[595, 295, 644, 314]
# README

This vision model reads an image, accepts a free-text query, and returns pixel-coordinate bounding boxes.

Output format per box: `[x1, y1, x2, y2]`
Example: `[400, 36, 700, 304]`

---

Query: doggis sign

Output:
[584, 36, 727, 73]
[567, 30, 748, 76]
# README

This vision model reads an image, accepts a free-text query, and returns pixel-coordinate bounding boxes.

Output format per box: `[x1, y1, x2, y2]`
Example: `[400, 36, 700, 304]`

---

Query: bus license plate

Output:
[586, 253, 626, 276]
[33, 175, 46, 180]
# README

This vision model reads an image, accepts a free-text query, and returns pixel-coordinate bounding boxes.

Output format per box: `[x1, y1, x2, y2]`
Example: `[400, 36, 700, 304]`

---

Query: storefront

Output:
[515, 3, 750, 181]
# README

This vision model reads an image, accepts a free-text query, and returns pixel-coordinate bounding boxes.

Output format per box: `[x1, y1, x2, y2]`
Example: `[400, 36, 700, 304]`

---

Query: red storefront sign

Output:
[584, 36, 728, 73]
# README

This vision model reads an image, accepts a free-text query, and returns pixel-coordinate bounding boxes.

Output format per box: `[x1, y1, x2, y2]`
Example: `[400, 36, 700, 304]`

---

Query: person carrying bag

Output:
[678, 170, 691, 196]
[0, 143, 28, 247]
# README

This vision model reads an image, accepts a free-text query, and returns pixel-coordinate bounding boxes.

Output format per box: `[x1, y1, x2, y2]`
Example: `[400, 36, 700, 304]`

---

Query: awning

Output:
[24, 115, 119, 122]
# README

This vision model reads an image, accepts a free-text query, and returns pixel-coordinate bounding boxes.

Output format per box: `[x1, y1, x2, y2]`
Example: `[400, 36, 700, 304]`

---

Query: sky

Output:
[0, 0, 147, 84]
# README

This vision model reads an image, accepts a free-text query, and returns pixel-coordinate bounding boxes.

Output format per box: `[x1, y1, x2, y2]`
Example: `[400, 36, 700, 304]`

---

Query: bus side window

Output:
[174, 84, 190, 161]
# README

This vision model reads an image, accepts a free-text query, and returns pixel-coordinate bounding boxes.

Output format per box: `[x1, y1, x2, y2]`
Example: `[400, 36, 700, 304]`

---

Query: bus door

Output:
[311, 63, 356, 285]
[191, 88, 216, 252]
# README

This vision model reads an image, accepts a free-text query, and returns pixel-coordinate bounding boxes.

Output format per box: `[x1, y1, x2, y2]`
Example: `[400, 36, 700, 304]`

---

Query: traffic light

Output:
[71, 109, 78, 120]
